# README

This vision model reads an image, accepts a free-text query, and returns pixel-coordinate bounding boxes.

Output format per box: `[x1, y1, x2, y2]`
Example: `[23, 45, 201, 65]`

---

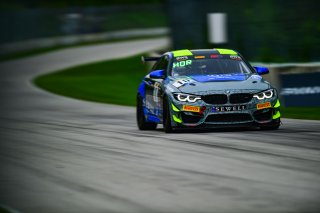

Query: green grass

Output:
[34, 55, 320, 120]
[281, 107, 320, 120]
[34, 55, 147, 106]
[0, 206, 11, 213]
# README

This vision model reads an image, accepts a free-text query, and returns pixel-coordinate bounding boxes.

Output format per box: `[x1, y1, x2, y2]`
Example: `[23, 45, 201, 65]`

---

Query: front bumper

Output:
[169, 96, 280, 128]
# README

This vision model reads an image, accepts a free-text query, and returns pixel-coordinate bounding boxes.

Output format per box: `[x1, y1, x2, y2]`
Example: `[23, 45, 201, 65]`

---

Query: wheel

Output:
[260, 118, 280, 130]
[163, 97, 174, 133]
[136, 95, 157, 130]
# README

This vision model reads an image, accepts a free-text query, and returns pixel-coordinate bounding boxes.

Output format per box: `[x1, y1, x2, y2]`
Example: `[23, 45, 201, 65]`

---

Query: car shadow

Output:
[155, 126, 262, 134]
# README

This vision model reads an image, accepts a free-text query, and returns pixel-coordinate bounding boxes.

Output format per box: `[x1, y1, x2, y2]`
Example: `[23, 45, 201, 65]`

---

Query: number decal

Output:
[153, 82, 161, 102]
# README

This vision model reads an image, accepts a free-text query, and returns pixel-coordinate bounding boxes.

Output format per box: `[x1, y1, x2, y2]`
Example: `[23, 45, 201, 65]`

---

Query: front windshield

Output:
[172, 55, 252, 77]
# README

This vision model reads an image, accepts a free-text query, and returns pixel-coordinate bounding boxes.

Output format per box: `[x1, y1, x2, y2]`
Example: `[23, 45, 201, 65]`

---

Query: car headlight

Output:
[173, 93, 201, 103]
[253, 89, 275, 100]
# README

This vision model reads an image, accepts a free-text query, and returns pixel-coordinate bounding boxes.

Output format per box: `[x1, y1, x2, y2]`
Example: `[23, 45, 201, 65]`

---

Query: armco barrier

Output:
[254, 62, 320, 107]
[280, 72, 320, 106]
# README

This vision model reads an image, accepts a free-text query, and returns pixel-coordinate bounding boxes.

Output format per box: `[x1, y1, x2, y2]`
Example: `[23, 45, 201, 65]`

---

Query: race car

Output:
[136, 48, 281, 133]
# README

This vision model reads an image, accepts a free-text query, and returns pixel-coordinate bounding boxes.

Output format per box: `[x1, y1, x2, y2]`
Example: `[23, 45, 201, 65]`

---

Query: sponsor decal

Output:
[212, 105, 246, 112]
[190, 74, 247, 82]
[230, 55, 241, 60]
[172, 78, 194, 88]
[176, 56, 188, 61]
[183, 105, 200, 112]
[173, 60, 192, 68]
[172, 81, 183, 88]
[256, 102, 271, 110]
[153, 82, 161, 102]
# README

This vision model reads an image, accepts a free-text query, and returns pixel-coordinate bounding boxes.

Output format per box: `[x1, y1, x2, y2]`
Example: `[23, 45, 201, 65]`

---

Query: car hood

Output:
[170, 74, 271, 94]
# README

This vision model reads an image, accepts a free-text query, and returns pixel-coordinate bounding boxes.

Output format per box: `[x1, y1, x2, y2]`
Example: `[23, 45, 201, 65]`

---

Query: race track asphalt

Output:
[0, 38, 320, 213]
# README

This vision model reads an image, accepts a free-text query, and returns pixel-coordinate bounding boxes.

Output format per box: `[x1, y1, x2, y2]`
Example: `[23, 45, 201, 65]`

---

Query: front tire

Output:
[163, 97, 174, 133]
[136, 95, 157, 130]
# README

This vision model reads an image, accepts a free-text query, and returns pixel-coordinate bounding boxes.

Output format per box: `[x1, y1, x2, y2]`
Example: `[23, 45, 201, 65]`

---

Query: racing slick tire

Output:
[163, 96, 174, 133]
[136, 95, 157, 130]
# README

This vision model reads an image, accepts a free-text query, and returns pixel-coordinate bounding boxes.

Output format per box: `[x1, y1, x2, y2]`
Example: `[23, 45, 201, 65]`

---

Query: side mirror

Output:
[254, 66, 269, 75]
[149, 69, 165, 79]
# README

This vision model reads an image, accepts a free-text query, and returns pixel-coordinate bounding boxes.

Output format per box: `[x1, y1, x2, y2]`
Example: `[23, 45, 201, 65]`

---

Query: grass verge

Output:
[34, 55, 147, 106]
[34, 55, 320, 120]
[281, 107, 320, 120]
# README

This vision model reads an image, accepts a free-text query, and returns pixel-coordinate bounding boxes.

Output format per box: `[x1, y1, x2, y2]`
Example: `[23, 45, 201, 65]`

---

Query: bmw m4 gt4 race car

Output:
[136, 49, 281, 133]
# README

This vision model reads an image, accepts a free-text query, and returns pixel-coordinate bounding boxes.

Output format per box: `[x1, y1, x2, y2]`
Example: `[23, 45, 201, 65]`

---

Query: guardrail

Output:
[253, 62, 320, 106]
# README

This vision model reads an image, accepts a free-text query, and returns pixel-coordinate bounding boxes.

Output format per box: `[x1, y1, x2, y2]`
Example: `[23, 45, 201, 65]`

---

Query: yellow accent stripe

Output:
[172, 49, 193, 57]
[274, 99, 281, 108]
[173, 115, 182, 123]
[171, 103, 180, 112]
[194, 56, 205, 59]
[215, 48, 237, 55]
[273, 111, 281, 119]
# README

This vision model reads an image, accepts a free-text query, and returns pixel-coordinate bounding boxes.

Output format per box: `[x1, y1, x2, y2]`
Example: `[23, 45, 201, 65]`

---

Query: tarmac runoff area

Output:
[0, 38, 320, 213]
